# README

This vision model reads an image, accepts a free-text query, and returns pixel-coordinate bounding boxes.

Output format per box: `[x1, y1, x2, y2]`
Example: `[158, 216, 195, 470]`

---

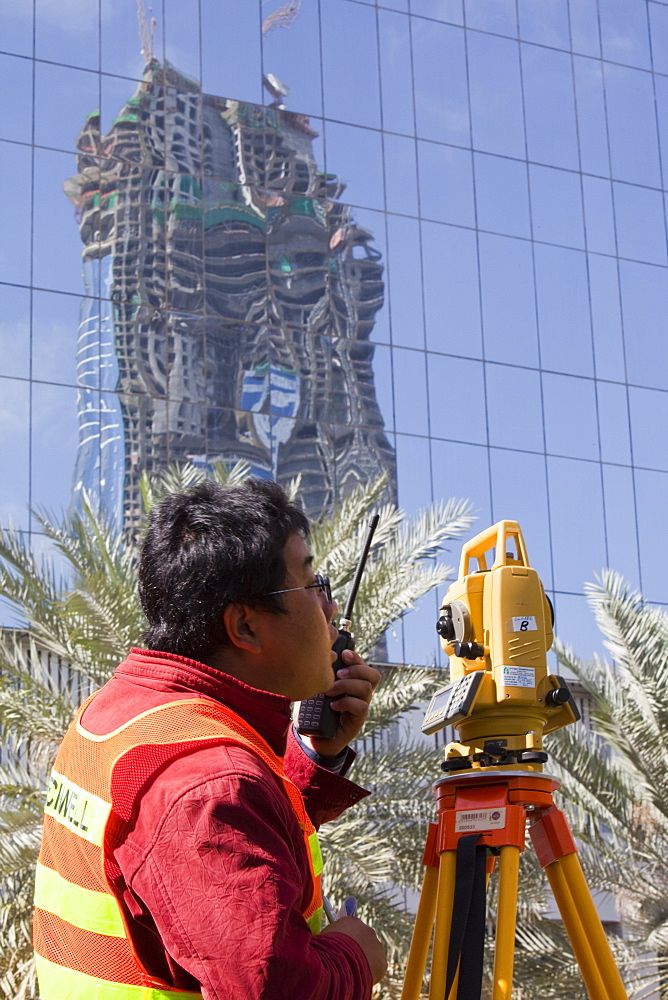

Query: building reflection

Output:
[65, 60, 396, 527]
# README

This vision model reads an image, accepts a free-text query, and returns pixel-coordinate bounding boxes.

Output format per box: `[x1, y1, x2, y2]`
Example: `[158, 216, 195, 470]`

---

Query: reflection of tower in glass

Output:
[65, 60, 396, 524]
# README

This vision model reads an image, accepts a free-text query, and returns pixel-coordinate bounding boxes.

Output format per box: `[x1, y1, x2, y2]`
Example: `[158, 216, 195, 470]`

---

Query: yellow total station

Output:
[423, 520, 579, 770]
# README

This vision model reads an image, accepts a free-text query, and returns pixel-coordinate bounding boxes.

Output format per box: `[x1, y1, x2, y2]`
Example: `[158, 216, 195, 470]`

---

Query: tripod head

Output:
[422, 521, 579, 772]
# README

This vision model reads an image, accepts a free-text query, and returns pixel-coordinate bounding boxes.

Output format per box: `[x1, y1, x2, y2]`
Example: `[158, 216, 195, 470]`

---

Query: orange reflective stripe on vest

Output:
[34, 696, 324, 1000]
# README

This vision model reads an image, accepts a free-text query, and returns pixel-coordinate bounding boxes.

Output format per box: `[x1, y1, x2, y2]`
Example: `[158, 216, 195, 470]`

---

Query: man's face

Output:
[261, 532, 339, 701]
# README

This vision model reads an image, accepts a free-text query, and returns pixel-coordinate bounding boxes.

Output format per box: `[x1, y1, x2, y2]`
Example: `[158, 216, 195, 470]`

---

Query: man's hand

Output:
[300, 649, 381, 757]
[321, 916, 387, 985]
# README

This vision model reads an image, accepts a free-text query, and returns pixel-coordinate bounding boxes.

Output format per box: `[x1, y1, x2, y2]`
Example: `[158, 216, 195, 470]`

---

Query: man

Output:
[33, 479, 387, 1000]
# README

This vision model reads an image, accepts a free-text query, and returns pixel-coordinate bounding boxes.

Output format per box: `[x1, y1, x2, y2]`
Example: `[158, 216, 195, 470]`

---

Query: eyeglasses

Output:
[266, 573, 332, 604]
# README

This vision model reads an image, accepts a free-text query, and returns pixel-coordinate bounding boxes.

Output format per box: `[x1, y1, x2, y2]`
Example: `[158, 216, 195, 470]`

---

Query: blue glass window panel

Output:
[164, 0, 201, 83]
[427, 354, 487, 445]
[568, 0, 601, 57]
[1, 0, 33, 57]
[468, 32, 525, 159]
[535, 245, 594, 377]
[396, 432, 432, 514]
[474, 153, 530, 239]
[201, 1, 262, 104]
[101, 74, 144, 137]
[431, 438, 492, 525]
[410, 0, 464, 24]
[619, 260, 668, 391]
[421, 222, 483, 358]
[383, 134, 419, 217]
[392, 347, 429, 435]
[35, 62, 100, 154]
[489, 449, 553, 589]
[403, 590, 449, 669]
[378, 10, 416, 136]
[412, 20, 469, 146]
[604, 64, 661, 188]
[417, 142, 475, 228]
[386, 216, 424, 348]
[589, 255, 626, 382]
[596, 381, 631, 466]
[522, 45, 579, 171]
[262, 4, 323, 119]
[464, 0, 517, 36]
[649, 3, 668, 75]
[656, 75, 668, 184]
[543, 373, 599, 460]
[518, 0, 570, 49]
[548, 456, 606, 593]
[479, 233, 539, 367]
[101, 0, 145, 79]
[0, 377, 30, 530]
[353, 207, 390, 345]
[635, 468, 668, 602]
[530, 166, 585, 250]
[629, 387, 668, 471]
[583, 176, 616, 256]
[321, 0, 381, 130]
[31, 382, 79, 526]
[324, 122, 384, 211]
[599, 0, 651, 70]
[33, 148, 87, 297]
[372, 343, 395, 431]
[384, 0, 409, 10]
[0, 141, 31, 286]
[553, 592, 606, 661]
[384, 614, 404, 669]
[0, 285, 30, 379]
[573, 57, 610, 177]
[35, 0, 100, 71]
[602, 464, 641, 590]
[613, 183, 667, 266]
[0, 55, 32, 144]
[32, 290, 80, 386]
[486, 363, 544, 453]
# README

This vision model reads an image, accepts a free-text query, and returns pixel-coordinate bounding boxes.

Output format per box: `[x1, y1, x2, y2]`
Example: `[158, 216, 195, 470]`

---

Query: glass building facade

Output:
[1, 0, 667, 669]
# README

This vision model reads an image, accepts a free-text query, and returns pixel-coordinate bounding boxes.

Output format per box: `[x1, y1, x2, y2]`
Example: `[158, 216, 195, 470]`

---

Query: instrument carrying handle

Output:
[459, 520, 529, 577]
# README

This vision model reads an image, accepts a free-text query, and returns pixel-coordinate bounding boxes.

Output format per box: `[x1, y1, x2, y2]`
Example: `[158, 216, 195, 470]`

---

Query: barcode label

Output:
[454, 807, 506, 833]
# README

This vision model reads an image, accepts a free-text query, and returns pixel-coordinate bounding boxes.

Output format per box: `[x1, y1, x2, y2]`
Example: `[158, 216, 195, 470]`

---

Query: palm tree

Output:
[543, 570, 668, 1000]
[0, 465, 475, 999]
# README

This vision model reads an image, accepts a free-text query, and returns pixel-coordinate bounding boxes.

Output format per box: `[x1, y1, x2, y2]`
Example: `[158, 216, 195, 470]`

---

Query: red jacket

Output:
[81, 648, 373, 1000]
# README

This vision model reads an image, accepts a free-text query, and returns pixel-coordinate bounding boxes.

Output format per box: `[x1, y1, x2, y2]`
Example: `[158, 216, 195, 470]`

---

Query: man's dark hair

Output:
[138, 478, 310, 660]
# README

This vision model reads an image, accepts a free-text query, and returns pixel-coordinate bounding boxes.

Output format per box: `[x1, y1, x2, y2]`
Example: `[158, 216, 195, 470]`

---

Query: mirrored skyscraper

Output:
[65, 60, 395, 526]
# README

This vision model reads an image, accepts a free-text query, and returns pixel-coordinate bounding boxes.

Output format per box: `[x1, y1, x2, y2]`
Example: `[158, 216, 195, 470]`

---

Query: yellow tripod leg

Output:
[429, 850, 458, 1000]
[549, 854, 628, 1000]
[401, 864, 439, 1000]
[492, 845, 520, 1000]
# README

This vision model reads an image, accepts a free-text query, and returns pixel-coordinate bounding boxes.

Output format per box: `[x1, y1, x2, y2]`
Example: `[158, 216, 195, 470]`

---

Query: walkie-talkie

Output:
[297, 514, 380, 739]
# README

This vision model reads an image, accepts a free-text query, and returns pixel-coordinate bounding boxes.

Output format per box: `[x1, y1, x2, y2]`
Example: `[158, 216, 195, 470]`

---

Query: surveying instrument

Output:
[401, 521, 628, 1000]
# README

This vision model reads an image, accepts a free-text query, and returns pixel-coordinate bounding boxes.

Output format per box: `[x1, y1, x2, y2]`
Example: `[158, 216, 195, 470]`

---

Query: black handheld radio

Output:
[296, 514, 380, 740]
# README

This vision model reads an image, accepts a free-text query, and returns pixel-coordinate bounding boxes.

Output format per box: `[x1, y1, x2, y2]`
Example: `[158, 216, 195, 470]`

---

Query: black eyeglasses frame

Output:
[266, 573, 332, 604]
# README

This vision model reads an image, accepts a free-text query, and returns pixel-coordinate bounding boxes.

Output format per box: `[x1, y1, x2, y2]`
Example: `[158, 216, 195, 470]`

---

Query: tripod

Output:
[401, 766, 628, 1000]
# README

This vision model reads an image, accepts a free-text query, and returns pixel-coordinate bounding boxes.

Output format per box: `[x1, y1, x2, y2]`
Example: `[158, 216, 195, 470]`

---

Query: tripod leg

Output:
[429, 850, 458, 1000]
[545, 858, 608, 1000]
[492, 845, 520, 1000]
[547, 854, 627, 1000]
[402, 865, 439, 1000]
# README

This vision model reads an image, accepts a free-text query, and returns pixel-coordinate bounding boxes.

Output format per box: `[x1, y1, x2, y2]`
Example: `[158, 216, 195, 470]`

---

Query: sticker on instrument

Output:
[506, 616, 538, 632]
[501, 665, 535, 688]
[455, 808, 506, 833]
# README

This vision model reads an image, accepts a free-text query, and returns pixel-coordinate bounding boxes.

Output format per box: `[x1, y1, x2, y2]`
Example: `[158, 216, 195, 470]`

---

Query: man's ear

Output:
[222, 603, 262, 655]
